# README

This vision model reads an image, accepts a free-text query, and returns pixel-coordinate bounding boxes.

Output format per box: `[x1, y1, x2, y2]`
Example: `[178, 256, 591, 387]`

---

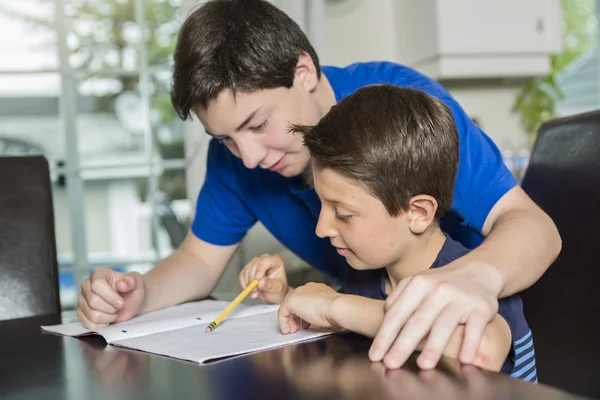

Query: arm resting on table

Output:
[328, 294, 511, 371]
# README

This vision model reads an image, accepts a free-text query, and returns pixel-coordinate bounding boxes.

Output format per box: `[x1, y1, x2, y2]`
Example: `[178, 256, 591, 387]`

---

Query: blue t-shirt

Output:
[343, 235, 537, 383]
[191, 61, 518, 283]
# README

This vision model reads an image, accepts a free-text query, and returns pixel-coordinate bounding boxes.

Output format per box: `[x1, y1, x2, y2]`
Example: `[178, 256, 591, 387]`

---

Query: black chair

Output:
[519, 110, 600, 398]
[0, 156, 60, 321]
[152, 191, 188, 249]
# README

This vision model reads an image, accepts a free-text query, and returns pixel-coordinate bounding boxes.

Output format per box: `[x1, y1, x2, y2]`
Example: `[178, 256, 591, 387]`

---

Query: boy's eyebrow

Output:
[204, 107, 263, 137]
[322, 197, 357, 209]
[314, 184, 359, 209]
[235, 107, 262, 132]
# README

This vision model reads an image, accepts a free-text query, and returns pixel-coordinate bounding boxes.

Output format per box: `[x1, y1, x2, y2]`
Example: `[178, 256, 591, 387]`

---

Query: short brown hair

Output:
[294, 85, 459, 218]
[170, 0, 321, 120]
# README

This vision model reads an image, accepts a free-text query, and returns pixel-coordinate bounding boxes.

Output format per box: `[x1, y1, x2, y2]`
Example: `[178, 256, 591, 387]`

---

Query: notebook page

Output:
[112, 310, 337, 364]
[42, 300, 275, 342]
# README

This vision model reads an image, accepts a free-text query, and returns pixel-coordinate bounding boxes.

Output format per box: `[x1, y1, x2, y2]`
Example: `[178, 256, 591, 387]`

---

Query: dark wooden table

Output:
[0, 314, 590, 400]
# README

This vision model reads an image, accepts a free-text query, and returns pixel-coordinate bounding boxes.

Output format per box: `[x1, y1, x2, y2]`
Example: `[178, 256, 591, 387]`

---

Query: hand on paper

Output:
[77, 266, 146, 329]
[278, 282, 341, 334]
[239, 253, 290, 304]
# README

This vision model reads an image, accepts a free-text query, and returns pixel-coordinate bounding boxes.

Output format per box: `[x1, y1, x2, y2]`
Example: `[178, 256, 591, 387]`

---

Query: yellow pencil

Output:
[205, 279, 259, 333]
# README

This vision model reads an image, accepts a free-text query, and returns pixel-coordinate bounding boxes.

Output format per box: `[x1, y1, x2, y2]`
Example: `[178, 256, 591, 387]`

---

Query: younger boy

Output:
[240, 84, 537, 381]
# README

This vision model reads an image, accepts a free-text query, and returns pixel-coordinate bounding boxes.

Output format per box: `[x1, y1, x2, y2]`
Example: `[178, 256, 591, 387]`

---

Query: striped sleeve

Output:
[497, 294, 538, 383]
[509, 330, 538, 383]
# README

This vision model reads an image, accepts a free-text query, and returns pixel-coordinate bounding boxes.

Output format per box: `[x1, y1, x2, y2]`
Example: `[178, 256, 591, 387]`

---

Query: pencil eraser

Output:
[205, 327, 211, 334]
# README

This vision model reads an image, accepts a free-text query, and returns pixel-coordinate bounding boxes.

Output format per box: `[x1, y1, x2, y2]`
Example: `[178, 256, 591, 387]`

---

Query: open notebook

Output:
[41, 300, 336, 364]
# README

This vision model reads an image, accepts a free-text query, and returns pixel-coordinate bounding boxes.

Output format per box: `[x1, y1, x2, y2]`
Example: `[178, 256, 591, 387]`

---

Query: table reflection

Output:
[73, 333, 582, 400]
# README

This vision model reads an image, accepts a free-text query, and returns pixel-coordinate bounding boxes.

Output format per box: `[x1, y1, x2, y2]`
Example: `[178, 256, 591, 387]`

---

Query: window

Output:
[0, 0, 188, 310]
[511, 0, 599, 181]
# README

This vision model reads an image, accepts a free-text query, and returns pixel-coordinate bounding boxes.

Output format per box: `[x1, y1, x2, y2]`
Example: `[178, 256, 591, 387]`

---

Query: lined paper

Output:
[42, 300, 262, 342]
[113, 310, 335, 364]
[41, 300, 336, 363]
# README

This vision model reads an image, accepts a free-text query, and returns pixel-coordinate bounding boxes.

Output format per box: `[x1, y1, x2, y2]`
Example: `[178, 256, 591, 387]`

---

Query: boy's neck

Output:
[385, 227, 447, 292]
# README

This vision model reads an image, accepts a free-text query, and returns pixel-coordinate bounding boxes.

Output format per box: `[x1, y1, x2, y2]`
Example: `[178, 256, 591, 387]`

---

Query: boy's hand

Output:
[278, 283, 341, 334]
[239, 254, 289, 304]
[77, 267, 146, 329]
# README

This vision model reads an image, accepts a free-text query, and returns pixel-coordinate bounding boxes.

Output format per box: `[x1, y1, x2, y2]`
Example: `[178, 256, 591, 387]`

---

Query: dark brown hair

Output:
[170, 0, 321, 120]
[294, 85, 459, 218]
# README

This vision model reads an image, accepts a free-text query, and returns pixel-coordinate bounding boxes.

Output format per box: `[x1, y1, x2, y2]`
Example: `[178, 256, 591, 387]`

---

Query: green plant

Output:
[513, 0, 597, 135]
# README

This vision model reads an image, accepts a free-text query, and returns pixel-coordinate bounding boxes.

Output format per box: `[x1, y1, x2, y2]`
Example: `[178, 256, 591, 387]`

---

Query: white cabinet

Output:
[394, 0, 563, 80]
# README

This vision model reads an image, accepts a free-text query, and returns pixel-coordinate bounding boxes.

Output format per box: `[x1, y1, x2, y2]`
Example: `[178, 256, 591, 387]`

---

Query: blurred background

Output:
[0, 0, 597, 312]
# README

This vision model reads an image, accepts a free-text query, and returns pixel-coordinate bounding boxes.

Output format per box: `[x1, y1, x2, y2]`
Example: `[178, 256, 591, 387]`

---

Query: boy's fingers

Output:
[384, 277, 411, 312]
[87, 278, 124, 309]
[255, 258, 282, 280]
[259, 277, 285, 293]
[78, 297, 118, 325]
[77, 307, 109, 330]
[416, 304, 463, 370]
[239, 257, 259, 289]
[241, 270, 251, 289]
[249, 259, 261, 283]
[115, 275, 136, 293]
[459, 313, 488, 364]
[370, 279, 429, 362]
[291, 316, 302, 333]
[278, 304, 291, 333]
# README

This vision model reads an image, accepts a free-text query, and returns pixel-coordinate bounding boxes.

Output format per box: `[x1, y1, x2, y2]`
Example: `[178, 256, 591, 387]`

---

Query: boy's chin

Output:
[276, 161, 303, 178]
[346, 257, 379, 271]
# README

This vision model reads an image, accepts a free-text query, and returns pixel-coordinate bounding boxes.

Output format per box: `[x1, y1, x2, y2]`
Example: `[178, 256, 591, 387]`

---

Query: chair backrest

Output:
[153, 191, 187, 249]
[519, 110, 600, 398]
[0, 156, 60, 321]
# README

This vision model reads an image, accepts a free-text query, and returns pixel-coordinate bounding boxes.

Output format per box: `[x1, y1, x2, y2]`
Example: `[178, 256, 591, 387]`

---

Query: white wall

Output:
[322, 0, 530, 149]
[444, 82, 530, 150]
[53, 181, 111, 256]
[322, 0, 397, 66]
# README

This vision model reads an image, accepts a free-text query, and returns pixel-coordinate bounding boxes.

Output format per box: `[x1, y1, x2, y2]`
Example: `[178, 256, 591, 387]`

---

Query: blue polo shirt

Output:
[191, 62, 517, 283]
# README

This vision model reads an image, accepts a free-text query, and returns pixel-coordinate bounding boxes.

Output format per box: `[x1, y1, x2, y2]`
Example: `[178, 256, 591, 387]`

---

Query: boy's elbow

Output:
[474, 337, 507, 372]
[472, 315, 512, 372]
[540, 206, 562, 262]
[550, 224, 562, 262]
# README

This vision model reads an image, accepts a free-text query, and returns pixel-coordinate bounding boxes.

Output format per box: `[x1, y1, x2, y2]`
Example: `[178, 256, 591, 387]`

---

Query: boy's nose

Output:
[237, 137, 266, 169]
[315, 212, 337, 239]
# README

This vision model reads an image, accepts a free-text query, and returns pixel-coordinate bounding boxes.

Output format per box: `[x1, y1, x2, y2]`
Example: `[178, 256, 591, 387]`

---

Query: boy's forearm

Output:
[476, 208, 560, 298]
[140, 250, 223, 314]
[328, 294, 385, 338]
[329, 294, 509, 371]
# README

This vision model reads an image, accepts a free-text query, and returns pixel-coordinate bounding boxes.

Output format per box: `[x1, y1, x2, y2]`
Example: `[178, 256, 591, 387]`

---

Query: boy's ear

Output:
[294, 51, 319, 92]
[407, 195, 438, 234]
